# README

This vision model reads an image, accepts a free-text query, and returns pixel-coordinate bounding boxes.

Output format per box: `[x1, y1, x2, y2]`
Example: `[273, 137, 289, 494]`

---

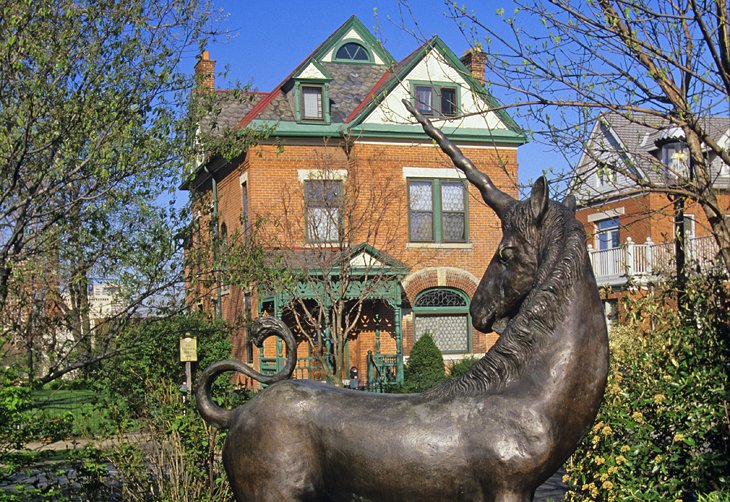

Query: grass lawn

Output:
[25, 388, 120, 438]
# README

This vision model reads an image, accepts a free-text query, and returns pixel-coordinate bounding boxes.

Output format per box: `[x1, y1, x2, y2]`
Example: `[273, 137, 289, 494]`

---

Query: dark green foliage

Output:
[0, 368, 33, 451]
[94, 314, 234, 420]
[401, 334, 446, 392]
[448, 356, 479, 378]
[93, 314, 242, 500]
[565, 271, 729, 500]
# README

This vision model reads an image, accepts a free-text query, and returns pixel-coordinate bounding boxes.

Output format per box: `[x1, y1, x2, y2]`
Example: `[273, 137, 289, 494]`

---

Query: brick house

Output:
[570, 112, 730, 322]
[183, 16, 526, 389]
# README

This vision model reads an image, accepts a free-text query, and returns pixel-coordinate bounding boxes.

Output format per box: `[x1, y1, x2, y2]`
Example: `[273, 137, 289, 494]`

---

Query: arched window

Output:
[413, 288, 471, 354]
[335, 42, 370, 62]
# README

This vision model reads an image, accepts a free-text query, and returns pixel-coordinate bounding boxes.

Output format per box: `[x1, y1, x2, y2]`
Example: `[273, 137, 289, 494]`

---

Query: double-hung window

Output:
[595, 217, 620, 250]
[301, 85, 324, 121]
[413, 85, 458, 117]
[408, 179, 467, 243]
[305, 179, 342, 243]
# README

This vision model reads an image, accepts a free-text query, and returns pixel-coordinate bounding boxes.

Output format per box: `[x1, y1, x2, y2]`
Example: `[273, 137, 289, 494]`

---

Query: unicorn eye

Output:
[498, 246, 514, 262]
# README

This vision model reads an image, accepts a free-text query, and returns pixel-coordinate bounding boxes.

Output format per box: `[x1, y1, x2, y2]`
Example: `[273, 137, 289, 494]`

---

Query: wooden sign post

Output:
[179, 332, 198, 397]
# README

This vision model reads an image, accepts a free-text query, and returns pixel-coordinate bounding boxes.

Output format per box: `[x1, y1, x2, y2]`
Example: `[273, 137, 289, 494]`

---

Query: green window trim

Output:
[409, 80, 461, 118]
[333, 39, 373, 64]
[413, 287, 472, 354]
[295, 81, 331, 124]
[407, 178, 469, 244]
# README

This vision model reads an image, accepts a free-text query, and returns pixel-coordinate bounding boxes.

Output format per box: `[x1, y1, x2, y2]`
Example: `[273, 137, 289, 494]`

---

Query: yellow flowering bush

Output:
[564, 272, 729, 501]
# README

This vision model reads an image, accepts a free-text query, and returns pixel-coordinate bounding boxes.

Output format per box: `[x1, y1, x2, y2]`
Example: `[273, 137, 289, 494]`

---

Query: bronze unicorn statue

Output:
[196, 100, 609, 502]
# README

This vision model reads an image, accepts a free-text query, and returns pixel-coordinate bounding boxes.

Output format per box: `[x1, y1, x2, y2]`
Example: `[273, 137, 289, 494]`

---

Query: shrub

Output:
[401, 333, 446, 392]
[94, 314, 234, 422]
[0, 368, 33, 451]
[448, 356, 479, 378]
[95, 314, 244, 501]
[565, 271, 729, 501]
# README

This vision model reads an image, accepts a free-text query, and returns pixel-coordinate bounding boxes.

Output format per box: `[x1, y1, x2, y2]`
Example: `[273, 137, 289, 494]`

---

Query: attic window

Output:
[414, 85, 458, 117]
[335, 42, 369, 61]
[661, 142, 688, 178]
[301, 85, 324, 121]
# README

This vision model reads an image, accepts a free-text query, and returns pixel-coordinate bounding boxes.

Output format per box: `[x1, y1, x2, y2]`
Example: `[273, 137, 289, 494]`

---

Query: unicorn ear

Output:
[530, 176, 549, 224]
[563, 194, 576, 214]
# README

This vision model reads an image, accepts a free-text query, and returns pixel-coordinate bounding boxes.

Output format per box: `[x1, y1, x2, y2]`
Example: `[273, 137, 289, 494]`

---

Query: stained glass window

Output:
[413, 288, 470, 354]
[415, 289, 467, 307]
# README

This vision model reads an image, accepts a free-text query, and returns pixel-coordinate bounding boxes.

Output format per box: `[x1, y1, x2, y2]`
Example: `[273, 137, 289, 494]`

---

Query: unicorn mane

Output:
[425, 201, 589, 398]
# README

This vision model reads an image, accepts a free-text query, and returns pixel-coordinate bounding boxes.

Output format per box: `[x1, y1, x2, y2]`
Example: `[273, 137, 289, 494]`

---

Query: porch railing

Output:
[260, 356, 330, 382]
[366, 351, 400, 393]
[587, 235, 720, 287]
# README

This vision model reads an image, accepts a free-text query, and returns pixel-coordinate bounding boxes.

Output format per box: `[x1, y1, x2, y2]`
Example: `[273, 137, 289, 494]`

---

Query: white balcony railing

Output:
[587, 236, 721, 287]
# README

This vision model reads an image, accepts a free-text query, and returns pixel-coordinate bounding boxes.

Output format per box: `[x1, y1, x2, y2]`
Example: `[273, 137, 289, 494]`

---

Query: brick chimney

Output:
[194, 50, 216, 92]
[460, 48, 486, 87]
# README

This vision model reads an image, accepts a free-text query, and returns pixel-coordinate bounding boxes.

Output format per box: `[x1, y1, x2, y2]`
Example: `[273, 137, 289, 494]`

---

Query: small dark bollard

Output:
[196, 101, 609, 502]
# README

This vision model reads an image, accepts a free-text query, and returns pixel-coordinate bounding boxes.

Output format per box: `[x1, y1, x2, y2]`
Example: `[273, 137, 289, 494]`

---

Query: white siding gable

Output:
[361, 49, 507, 131]
[298, 62, 328, 80]
[321, 29, 386, 65]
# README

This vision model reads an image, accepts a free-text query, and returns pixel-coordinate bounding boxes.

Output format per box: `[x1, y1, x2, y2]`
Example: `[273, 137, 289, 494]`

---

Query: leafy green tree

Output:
[0, 0, 259, 383]
[95, 314, 235, 419]
[402, 333, 447, 392]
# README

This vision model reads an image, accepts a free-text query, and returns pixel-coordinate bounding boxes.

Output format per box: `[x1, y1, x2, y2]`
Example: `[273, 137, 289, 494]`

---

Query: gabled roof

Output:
[273, 243, 409, 277]
[219, 16, 525, 143]
[345, 36, 524, 137]
[571, 112, 730, 199]
[236, 16, 393, 130]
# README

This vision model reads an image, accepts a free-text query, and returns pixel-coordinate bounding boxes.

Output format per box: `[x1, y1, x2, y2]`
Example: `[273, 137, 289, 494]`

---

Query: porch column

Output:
[392, 282, 404, 385]
[274, 294, 284, 372]
[625, 237, 634, 278]
[645, 237, 654, 275]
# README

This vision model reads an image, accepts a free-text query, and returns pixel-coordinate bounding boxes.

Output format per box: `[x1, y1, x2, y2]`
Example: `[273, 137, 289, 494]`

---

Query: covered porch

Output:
[256, 244, 408, 392]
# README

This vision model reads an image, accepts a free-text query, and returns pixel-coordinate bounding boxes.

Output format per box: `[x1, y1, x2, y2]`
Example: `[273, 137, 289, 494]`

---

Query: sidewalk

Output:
[20, 432, 148, 452]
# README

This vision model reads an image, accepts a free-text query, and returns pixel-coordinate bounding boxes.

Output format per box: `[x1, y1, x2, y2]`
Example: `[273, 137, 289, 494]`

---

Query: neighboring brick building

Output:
[183, 16, 526, 389]
[570, 112, 730, 322]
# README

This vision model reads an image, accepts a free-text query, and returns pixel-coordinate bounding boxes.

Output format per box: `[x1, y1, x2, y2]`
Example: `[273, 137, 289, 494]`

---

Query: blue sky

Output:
[195, 0, 569, 189]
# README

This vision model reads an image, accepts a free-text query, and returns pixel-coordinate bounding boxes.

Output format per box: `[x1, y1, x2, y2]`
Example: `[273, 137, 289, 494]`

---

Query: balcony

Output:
[587, 235, 720, 287]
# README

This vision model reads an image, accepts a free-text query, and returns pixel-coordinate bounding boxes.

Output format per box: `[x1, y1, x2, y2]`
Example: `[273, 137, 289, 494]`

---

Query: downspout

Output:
[204, 165, 223, 319]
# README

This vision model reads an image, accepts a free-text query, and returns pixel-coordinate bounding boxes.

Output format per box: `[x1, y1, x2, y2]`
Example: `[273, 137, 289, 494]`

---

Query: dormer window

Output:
[661, 142, 688, 178]
[301, 85, 324, 121]
[413, 84, 458, 117]
[335, 42, 369, 61]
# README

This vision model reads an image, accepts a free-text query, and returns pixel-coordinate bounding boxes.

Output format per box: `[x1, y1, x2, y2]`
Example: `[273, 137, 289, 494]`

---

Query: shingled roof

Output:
[572, 112, 730, 199]
[183, 15, 527, 189]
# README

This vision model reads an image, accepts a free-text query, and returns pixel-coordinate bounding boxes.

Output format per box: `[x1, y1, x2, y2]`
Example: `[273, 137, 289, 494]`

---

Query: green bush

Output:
[448, 356, 479, 378]
[401, 333, 446, 392]
[95, 314, 244, 501]
[94, 314, 234, 422]
[0, 368, 33, 451]
[565, 271, 729, 501]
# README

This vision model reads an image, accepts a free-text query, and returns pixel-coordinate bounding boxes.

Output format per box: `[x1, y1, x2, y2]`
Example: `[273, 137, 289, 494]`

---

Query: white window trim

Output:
[402, 167, 466, 179]
[298, 169, 348, 183]
[406, 242, 473, 250]
[587, 208, 625, 223]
